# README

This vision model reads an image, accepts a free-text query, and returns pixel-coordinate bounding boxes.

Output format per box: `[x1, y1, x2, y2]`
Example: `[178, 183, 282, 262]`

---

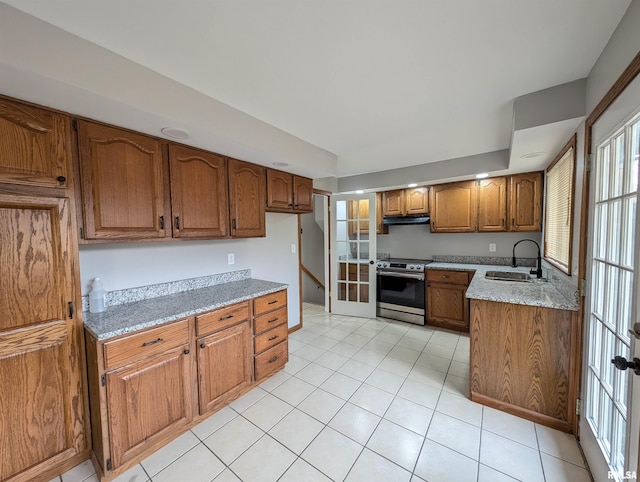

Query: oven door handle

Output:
[378, 271, 425, 281]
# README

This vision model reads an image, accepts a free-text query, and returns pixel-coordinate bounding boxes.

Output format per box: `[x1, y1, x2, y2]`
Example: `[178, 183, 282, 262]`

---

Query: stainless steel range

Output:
[376, 258, 431, 325]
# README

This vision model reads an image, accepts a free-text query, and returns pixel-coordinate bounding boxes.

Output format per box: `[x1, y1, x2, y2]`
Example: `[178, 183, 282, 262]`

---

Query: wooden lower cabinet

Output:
[469, 299, 579, 433]
[253, 290, 289, 381]
[197, 321, 252, 414]
[86, 290, 288, 480]
[107, 344, 194, 468]
[426, 269, 472, 332]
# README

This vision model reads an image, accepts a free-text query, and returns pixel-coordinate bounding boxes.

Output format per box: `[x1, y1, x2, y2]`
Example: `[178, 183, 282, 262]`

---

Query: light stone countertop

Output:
[426, 262, 579, 311]
[84, 278, 288, 341]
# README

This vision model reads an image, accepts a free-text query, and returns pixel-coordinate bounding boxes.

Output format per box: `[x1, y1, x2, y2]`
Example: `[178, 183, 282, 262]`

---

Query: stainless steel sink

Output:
[485, 271, 532, 282]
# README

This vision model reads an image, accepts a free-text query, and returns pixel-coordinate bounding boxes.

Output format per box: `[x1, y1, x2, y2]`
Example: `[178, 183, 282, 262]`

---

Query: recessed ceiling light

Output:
[520, 152, 546, 159]
[160, 127, 190, 139]
[356, 190, 364, 194]
[407, 183, 418, 188]
[475, 173, 489, 179]
[273, 161, 289, 167]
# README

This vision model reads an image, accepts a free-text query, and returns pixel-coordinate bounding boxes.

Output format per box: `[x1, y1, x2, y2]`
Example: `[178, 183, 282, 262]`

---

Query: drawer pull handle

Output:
[142, 338, 163, 347]
[268, 355, 280, 363]
[268, 335, 279, 341]
[268, 300, 278, 305]
[200, 343, 206, 349]
[268, 317, 279, 323]
[220, 315, 234, 321]
[183, 349, 190, 355]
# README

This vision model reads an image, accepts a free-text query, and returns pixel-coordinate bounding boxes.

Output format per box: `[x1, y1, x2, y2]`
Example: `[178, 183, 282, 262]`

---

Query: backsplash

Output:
[82, 269, 251, 312]
[431, 255, 537, 267]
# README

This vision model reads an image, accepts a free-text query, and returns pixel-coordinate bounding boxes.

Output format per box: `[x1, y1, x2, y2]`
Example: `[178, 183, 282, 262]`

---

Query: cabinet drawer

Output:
[426, 269, 471, 285]
[254, 306, 287, 335]
[254, 290, 287, 316]
[255, 340, 288, 381]
[196, 302, 250, 337]
[254, 323, 288, 355]
[103, 319, 189, 370]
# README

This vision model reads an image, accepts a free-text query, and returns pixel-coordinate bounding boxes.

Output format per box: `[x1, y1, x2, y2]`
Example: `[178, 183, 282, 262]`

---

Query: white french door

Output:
[581, 88, 640, 481]
[330, 193, 377, 318]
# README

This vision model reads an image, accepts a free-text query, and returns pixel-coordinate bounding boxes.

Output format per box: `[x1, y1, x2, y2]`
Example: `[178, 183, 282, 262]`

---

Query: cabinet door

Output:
[509, 172, 543, 231]
[266, 169, 293, 210]
[107, 345, 193, 468]
[293, 175, 313, 212]
[382, 190, 404, 216]
[169, 145, 229, 239]
[77, 121, 170, 240]
[376, 192, 388, 234]
[429, 181, 477, 233]
[0, 193, 87, 481]
[426, 283, 469, 331]
[228, 159, 266, 238]
[478, 177, 507, 232]
[404, 187, 429, 215]
[197, 321, 252, 414]
[0, 98, 72, 189]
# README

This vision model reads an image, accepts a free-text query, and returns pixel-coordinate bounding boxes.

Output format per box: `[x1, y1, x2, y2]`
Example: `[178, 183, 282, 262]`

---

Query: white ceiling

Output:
[0, 1, 632, 181]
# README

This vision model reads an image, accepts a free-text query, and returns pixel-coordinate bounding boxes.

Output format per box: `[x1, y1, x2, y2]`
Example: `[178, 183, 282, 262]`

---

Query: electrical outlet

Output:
[291, 244, 297, 254]
[489, 243, 496, 252]
[227, 253, 235, 265]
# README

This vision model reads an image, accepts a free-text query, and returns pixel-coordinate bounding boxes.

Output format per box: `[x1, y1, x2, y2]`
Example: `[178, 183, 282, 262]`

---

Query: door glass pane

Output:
[596, 204, 608, 259]
[615, 338, 630, 414]
[604, 265, 619, 329]
[612, 408, 626, 473]
[597, 144, 610, 201]
[628, 120, 639, 193]
[611, 132, 625, 198]
[589, 315, 603, 374]
[601, 327, 616, 393]
[592, 261, 605, 318]
[621, 197, 636, 268]
[618, 269, 633, 340]
[336, 200, 347, 220]
[607, 200, 622, 264]
[600, 392, 613, 456]
[588, 371, 600, 431]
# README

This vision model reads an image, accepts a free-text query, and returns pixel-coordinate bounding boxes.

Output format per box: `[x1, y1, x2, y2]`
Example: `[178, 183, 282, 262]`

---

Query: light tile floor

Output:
[52, 303, 591, 482]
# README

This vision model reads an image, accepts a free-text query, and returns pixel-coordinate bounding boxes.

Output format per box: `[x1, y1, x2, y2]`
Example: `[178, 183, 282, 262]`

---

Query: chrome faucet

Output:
[512, 239, 543, 278]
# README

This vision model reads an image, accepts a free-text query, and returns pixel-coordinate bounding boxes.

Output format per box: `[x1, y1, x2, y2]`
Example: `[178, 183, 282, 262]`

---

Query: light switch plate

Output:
[227, 253, 235, 265]
[291, 244, 297, 254]
[489, 243, 496, 252]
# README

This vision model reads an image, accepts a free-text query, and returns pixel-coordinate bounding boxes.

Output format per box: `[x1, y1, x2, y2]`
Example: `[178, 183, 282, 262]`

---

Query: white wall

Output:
[376, 226, 541, 260]
[79, 213, 301, 328]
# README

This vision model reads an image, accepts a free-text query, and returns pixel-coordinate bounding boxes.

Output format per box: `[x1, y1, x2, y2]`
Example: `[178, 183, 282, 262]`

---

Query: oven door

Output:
[376, 270, 425, 324]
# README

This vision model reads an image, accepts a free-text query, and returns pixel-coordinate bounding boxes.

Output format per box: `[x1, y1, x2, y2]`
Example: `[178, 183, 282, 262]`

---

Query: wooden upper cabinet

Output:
[376, 192, 388, 234]
[382, 187, 428, 216]
[266, 170, 293, 210]
[429, 181, 477, 233]
[477, 177, 507, 232]
[293, 175, 313, 212]
[169, 145, 229, 239]
[382, 190, 404, 216]
[509, 172, 543, 231]
[0, 193, 87, 481]
[77, 121, 170, 240]
[266, 169, 313, 213]
[228, 158, 266, 238]
[0, 97, 72, 189]
[404, 187, 429, 215]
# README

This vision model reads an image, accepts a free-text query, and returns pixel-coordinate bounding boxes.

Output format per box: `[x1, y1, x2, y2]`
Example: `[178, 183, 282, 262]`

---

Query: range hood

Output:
[383, 215, 430, 226]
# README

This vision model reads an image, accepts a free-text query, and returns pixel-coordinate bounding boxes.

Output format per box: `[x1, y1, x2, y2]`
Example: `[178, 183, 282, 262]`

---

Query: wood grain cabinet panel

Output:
[429, 181, 477, 233]
[0, 193, 87, 481]
[404, 187, 429, 215]
[169, 145, 229, 239]
[470, 299, 577, 432]
[107, 344, 194, 468]
[77, 121, 170, 240]
[426, 269, 472, 332]
[0, 97, 72, 189]
[375, 192, 388, 234]
[197, 321, 252, 414]
[382, 190, 404, 216]
[509, 172, 543, 231]
[253, 290, 288, 381]
[266, 169, 313, 213]
[228, 158, 266, 237]
[477, 177, 507, 232]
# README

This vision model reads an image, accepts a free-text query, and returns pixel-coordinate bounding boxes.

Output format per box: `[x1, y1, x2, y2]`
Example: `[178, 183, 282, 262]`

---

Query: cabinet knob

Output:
[159, 216, 165, 229]
[183, 349, 190, 355]
[57, 176, 66, 183]
[200, 343, 206, 349]
[175, 216, 181, 230]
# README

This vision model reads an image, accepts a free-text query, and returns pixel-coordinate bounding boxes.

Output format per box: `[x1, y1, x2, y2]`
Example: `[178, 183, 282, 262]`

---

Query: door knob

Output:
[611, 355, 640, 375]
[369, 260, 375, 265]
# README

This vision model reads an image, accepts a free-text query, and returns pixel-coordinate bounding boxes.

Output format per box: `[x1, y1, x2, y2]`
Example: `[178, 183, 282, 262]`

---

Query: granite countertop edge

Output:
[426, 262, 579, 311]
[84, 278, 288, 341]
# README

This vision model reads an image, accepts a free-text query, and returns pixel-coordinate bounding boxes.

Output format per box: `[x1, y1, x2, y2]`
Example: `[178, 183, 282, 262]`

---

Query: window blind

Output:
[544, 145, 575, 274]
